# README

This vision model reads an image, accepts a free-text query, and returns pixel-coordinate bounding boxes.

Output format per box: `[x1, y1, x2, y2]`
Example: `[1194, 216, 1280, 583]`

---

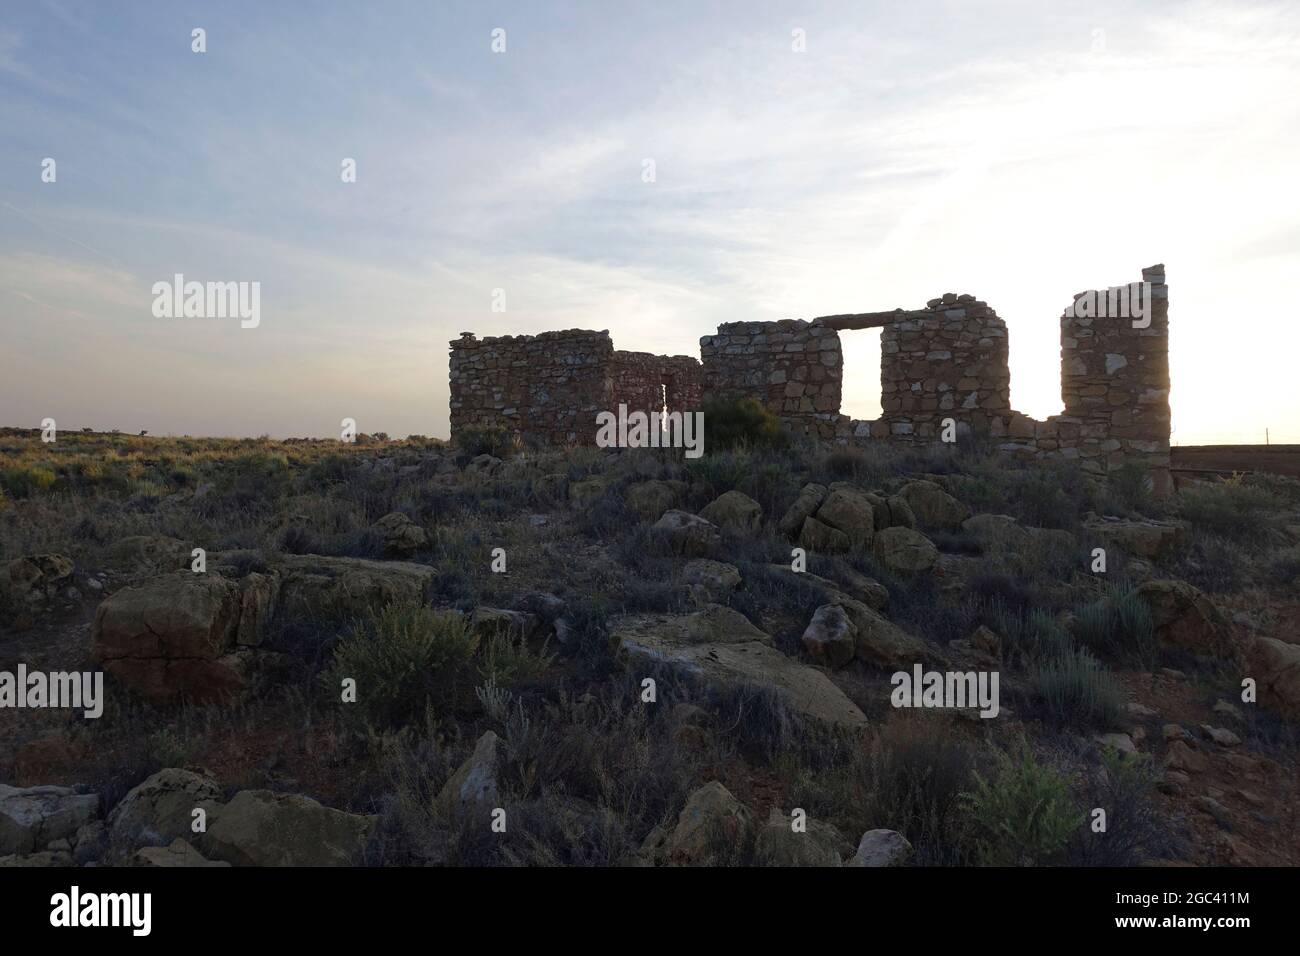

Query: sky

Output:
[2, 0, 1298, 443]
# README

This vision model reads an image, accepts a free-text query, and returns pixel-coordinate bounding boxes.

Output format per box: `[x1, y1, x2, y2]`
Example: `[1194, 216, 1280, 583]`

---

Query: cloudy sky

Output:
[2, 0, 1298, 442]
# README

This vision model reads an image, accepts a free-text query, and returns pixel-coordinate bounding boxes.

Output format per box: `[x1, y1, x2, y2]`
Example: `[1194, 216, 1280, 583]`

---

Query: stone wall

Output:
[445, 263, 1172, 494]
[698, 320, 844, 439]
[876, 295, 1010, 440]
[448, 330, 702, 446]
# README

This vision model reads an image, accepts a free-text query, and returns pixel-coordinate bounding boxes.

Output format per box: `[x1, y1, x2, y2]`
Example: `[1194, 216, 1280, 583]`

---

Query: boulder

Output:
[839, 599, 937, 669]
[0, 784, 99, 856]
[960, 514, 1028, 551]
[372, 512, 429, 557]
[203, 790, 376, 866]
[625, 480, 678, 521]
[5, 554, 75, 604]
[469, 606, 537, 640]
[801, 604, 857, 668]
[91, 571, 246, 703]
[1083, 514, 1189, 560]
[1134, 579, 1233, 657]
[898, 480, 970, 529]
[699, 490, 763, 533]
[872, 526, 939, 573]
[1247, 636, 1300, 719]
[847, 828, 913, 867]
[435, 731, 503, 820]
[108, 768, 224, 849]
[814, 487, 875, 548]
[651, 510, 720, 557]
[610, 613, 868, 729]
[832, 568, 889, 610]
[665, 782, 752, 864]
[778, 483, 827, 538]
[465, 454, 504, 476]
[232, 570, 280, 647]
[274, 554, 436, 619]
[134, 838, 230, 867]
[681, 559, 742, 603]
[799, 516, 851, 553]
[755, 807, 849, 866]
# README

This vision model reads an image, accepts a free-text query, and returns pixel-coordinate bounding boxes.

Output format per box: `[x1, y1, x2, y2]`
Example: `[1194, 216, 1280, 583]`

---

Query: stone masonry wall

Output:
[876, 294, 1011, 440]
[446, 264, 1171, 495]
[698, 320, 844, 439]
[449, 331, 703, 446]
[448, 329, 613, 446]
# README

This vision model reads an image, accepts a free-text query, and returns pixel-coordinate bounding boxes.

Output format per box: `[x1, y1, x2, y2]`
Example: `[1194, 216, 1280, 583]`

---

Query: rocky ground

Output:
[1, 427, 1298, 867]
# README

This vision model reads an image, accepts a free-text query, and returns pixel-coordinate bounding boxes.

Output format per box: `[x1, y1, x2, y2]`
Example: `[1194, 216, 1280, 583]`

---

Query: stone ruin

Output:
[449, 264, 1171, 494]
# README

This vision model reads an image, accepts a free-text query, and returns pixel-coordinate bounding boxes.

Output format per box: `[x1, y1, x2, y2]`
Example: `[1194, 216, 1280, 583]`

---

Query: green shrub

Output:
[1, 465, 57, 498]
[1031, 647, 1124, 730]
[847, 717, 981, 865]
[962, 746, 1083, 866]
[478, 630, 555, 686]
[1066, 749, 1174, 865]
[1176, 478, 1279, 542]
[457, 425, 516, 459]
[323, 603, 480, 727]
[698, 396, 786, 452]
[1071, 588, 1157, 667]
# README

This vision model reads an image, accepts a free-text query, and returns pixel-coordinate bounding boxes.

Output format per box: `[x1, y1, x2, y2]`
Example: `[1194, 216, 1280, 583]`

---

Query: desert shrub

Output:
[1176, 477, 1279, 542]
[1269, 549, 1300, 587]
[817, 446, 872, 481]
[478, 630, 555, 687]
[684, 448, 752, 498]
[1164, 531, 1250, 594]
[1101, 461, 1155, 515]
[1, 465, 57, 498]
[323, 603, 480, 728]
[1030, 647, 1124, 731]
[962, 745, 1083, 866]
[847, 717, 982, 865]
[218, 451, 293, 506]
[972, 598, 1072, 666]
[457, 424, 515, 459]
[1071, 588, 1158, 667]
[1065, 750, 1177, 866]
[697, 396, 787, 452]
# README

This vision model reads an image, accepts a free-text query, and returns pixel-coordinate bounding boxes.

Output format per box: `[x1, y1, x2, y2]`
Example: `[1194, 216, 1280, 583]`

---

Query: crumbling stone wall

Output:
[446, 264, 1171, 495]
[698, 320, 844, 439]
[449, 329, 613, 445]
[609, 351, 705, 416]
[449, 330, 702, 445]
[876, 295, 1010, 440]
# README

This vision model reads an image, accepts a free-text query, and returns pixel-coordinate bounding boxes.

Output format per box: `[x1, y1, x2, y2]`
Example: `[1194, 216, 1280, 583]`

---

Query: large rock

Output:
[203, 790, 376, 866]
[799, 516, 851, 553]
[1247, 637, 1300, 719]
[1083, 514, 1189, 560]
[372, 512, 429, 557]
[898, 480, 970, 529]
[847, 828, 913, 867]
[665, 782, 752, 864]
[0, 784, 99, 856]
[960, 514, 1028, 551]
[108, 768, 224, 848]
[864, 493, 917, 531]
[651, 510, 721, 557]
[872, 526, 939, 573]
[699, 490, 763, 533]
[801, 604, 857, 668]
[778, 484, 827, 538]
[435, 731, 503, 820]
[681, 559, 742, 603]
[839, 599, 937, 668]
[5, 554, 75, 604]
[274, 554, 436, 619]
[755, 807, 848, 866]
[134, 838, 230, 867]
[91, 571, 247, 702]
[625, 480, 679, 521]
[814, 487, 875, 548]
[1134, 579, 1233, 657]
[611, 612, 868, 729]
